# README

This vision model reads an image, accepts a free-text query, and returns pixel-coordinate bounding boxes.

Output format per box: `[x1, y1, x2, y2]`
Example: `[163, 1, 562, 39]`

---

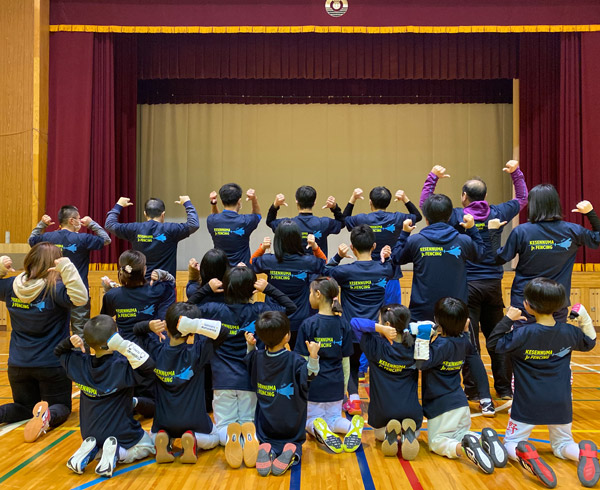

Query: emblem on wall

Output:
[325, 0, 348, 17]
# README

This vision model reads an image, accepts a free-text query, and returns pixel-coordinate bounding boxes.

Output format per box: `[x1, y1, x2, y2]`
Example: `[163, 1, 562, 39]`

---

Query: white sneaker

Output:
[67, 437, 98, 474]
[95, 437, 118, 477]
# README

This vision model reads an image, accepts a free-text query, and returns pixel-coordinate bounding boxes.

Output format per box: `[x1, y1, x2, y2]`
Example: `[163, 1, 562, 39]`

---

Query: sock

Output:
[505, 442, 518, 460]
[561, 442, 580, 461]
[196, 431, 220, 450]
[349, 394, 360, 402]
[332, 417, 352, 434]
[218, 426, 228, 446]
[480, 398, 492, 404]
[118, 447, 127, 461]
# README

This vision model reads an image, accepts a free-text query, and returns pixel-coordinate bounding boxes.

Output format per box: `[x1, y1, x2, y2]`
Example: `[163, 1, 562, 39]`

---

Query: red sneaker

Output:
[578, 440, 600, 487]
[24, 401, 50, 443]
[516, 441, 557, 488]
[342, 399, 362, 416]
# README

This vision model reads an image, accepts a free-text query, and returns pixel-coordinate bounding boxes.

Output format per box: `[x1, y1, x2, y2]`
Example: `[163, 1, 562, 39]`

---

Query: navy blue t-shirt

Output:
[252, 253, 325, 331]
[59, 351, 150, 448]
[105, 202, 199, 278]
[397, 222, 485, 321]
[101, 282, 176, 341]
[325, 259, 394, 328]
[245, 348, 312, 456]
[0, 278, 74, 368]
[495, 321, 595, 425]
[420, 334, 475, 419]
[134, 324, 229, 437]
[346, 210, 417, 280]
[294, 314, 354, 402]
[268, 213, 343, 257]
[198, 301, 286, 391]
[206, 210, 261, 266]
[29, 230, 104, 289]
[496, 221, 600, 309]
[359, 331, 422, 429]
[450, 200, 520, 282]
[186, 282, 226, 306]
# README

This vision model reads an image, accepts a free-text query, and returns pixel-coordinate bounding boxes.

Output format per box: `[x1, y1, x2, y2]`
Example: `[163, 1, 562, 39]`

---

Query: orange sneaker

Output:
[342, 399, 362, 416]
[24, 401, 50, 443]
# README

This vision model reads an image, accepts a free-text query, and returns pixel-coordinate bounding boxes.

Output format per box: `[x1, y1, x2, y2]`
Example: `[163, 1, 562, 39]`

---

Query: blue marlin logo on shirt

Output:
[373, 278, 388, 288]
[312, 230, 323, 239]
[174, 366, 194, 380]
[292, 271, 308, 280]
[139, 305, 155, 316]
[32, 301, 46, 312]
[277, 383, 295, 399]
[63, 244, 78, 253]
[231, 228, 246, 236]
[554, 238, 572, 250]
[332, 338, 343, 346]
[382, 224, 396, 233]
[551, 347, 572, 358]
[241, 320, 256, 333]
[154, 233, 167, 242]
[444, 246, 462, 258]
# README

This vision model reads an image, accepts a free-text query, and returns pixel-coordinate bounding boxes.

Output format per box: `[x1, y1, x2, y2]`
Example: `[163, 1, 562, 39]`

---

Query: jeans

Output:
[463, 279, 512, 397]
[0, 365, 72, 427]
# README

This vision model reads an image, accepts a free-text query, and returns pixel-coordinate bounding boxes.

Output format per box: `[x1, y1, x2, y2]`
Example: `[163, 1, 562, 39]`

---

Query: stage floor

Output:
[0, 331, 598, 490]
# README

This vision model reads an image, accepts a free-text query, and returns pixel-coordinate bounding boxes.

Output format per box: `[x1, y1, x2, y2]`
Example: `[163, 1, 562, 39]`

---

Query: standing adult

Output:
[105, 196, 199, 279]
[420, 160, 528, 400]
[29, 205, 110, 336]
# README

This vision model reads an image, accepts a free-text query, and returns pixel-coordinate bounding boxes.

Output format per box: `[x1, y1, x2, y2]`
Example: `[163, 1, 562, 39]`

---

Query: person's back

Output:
[105, 196, 199, 278]
[266, 186, 344, 256]
[397, 194, 485, 321]
[55, 315, 156, 477]
[206, 183, 261, 266]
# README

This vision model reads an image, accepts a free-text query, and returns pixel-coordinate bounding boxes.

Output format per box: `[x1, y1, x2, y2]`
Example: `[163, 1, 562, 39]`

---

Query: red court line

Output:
[397, 454, 424, 490]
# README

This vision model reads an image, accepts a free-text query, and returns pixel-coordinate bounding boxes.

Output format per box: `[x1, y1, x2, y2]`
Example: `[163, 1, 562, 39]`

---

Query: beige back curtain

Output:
[137, 103, 513, 268]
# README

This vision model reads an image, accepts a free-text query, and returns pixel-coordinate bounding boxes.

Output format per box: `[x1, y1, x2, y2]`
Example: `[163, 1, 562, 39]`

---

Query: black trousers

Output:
[347, 343, 362, 396]
[463, 279, 512, 397]
[0, 366, 72, 427]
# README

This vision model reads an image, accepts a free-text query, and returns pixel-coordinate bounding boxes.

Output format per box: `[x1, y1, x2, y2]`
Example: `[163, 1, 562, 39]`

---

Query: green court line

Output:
[0, 430, 75, 484]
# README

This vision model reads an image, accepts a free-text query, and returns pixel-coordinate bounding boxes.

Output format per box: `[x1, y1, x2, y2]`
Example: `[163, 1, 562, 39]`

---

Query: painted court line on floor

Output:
[572, 362, 600, 375]
[289, 458, 302, 490]
[0, 430, 76, 484]
[354, 446, 376, 490]
[397, 454, 424, 490]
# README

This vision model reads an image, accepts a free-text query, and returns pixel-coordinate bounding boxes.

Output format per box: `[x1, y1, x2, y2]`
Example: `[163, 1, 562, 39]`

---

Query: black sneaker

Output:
[480, 428, 507, 468]
[400, 419, 420, 460]
[462, 434, 494, 474]
[381, 419, 401, 457]
[479, 400, 496, 418]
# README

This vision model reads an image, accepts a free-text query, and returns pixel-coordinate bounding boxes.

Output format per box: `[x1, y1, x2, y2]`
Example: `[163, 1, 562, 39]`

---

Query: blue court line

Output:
[70, 458, 157, 490]
[355, 446, 376, 490]
[289, 458, 302, 490]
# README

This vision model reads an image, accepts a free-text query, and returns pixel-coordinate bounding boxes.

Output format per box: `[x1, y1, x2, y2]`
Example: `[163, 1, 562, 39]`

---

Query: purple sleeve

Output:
[511, 169, 528, 211]
[419, 173, 439, 208]
[350, 318, 376, 342]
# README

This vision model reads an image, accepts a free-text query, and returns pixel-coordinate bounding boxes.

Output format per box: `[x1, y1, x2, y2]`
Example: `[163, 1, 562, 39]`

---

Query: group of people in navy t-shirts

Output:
[0, 161, 598, 486]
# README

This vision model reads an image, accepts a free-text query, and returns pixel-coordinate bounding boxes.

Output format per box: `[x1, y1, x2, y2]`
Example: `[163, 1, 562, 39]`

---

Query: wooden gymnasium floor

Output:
[0, 330, 598, 490]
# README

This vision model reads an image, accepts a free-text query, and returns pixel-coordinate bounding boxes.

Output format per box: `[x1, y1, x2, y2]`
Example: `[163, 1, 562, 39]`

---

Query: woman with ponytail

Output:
[0, 242, 88, 442]
[294, 277, 362, 454]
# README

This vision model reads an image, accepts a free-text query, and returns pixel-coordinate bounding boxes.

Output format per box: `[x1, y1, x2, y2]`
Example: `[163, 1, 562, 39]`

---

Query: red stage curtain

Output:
[137, 78, 512, 105]
[581, 32, 600, 264]
[49, 0, 600, 28]
[48, 32, 137, 266]
[47, 32, 94, 221]
[137, 34, 519, 81]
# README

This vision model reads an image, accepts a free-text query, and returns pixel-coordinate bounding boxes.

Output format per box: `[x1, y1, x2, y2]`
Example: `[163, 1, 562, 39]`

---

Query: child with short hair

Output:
[105, 195, 199, 279]
[324, 224, 403, 415]
[207, 184, 261, 266]
[132, 302, 230, 464]
[343, 186, 422, 304]
[419, 297, 506, 474]
[487, 278, 599, 488]
[55, 315, 156, 478]
[266, 185, 344, 256]
[194, 266, 297, 469]
[294, 277, 361, 454]
[350, 304, 423, 459]
[245, 311, 320, 477]
[29, 206, 111, 336]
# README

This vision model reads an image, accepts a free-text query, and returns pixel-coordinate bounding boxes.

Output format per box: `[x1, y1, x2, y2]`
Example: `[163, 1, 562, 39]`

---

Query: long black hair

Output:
[273, 219, 304, 262]
[200, 248, 230, 285]
[223, 266, 257, 304]
[527, 184, 563, 223]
